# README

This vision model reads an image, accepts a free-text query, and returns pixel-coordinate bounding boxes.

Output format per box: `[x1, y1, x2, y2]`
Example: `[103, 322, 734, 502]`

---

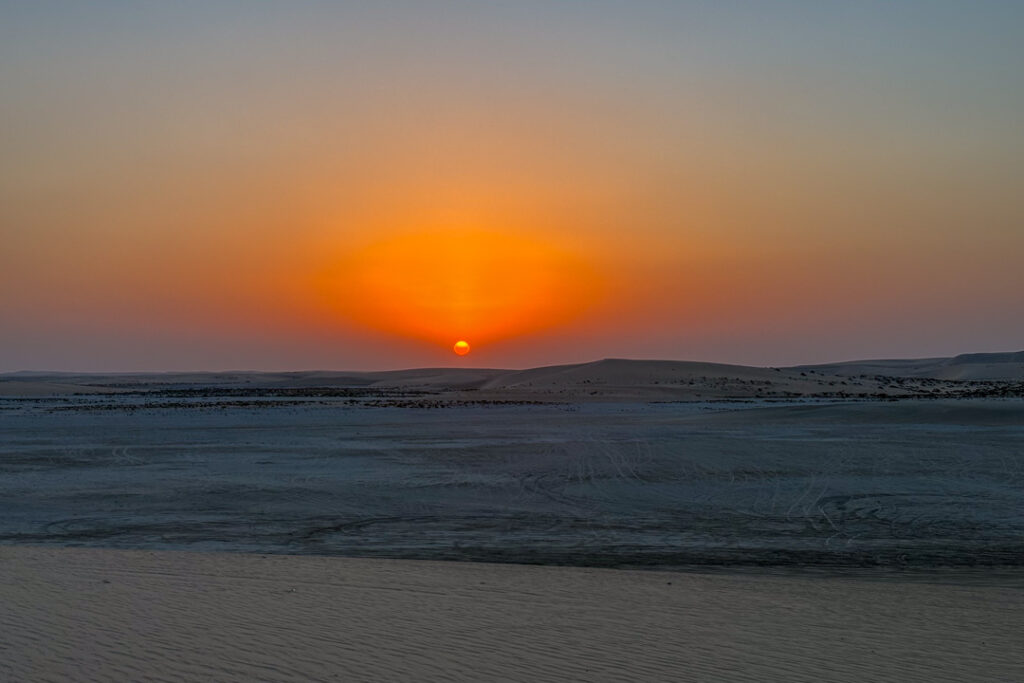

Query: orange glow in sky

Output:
[330, 229, 602, 352]
[3, 3, 1024, 371]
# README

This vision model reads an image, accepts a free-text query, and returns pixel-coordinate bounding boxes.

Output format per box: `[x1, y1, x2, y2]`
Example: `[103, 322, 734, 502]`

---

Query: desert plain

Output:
[2, 354, 1023, 681]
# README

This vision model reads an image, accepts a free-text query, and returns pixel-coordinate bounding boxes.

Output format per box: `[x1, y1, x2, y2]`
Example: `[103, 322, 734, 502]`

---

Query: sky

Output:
[2, 1, 1023, 371]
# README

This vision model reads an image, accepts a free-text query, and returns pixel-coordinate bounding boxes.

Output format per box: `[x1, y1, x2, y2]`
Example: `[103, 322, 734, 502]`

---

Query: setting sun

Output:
[330, 228, 602, 353]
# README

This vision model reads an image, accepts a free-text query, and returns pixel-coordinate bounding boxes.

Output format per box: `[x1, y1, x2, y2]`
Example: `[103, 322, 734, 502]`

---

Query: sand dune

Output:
[793, 350, 1024, 381]
[1, 546, 1021, 683]
[473, 358, 860, 400]
[482, 358, 782, 387]
[4, 350, 1023, 399]
[364, 367, 506, 390]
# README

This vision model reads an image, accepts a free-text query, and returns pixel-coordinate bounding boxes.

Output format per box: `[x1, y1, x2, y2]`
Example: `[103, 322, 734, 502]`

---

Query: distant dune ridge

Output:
[1, 351, 1022, 399]
[792, 350, 1024, 381]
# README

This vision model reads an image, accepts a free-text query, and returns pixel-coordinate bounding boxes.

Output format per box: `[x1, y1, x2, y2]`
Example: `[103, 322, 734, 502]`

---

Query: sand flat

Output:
[3, 398, 1023, 566]
[0, 381, 128, 397]
[1, 546, 1022, 682]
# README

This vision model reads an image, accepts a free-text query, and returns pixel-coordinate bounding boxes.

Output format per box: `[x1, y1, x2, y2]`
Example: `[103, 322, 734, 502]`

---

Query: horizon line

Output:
[2, 349, 1022, 377]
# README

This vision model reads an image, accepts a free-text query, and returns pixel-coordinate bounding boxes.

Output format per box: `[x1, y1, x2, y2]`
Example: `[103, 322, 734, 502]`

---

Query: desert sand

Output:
[3, 397, 1023, 566]
[3, 356, 1023, 681]
[4, 353, 1023, 401]
[793, 350, 1024, 381]
[2, 545, 1022, 682]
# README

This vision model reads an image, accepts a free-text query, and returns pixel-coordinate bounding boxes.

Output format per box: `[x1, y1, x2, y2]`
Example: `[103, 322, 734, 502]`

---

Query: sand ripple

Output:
[2, 546, 1022, 682]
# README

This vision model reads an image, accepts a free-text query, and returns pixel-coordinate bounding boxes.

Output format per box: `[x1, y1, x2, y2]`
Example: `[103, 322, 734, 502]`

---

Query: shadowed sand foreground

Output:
[3, 398, 1023, 567]
[1, 546, 1022, 682]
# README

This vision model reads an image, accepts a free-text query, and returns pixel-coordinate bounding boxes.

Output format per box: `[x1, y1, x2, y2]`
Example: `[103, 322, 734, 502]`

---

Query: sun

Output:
[453, 340, 471, 356]
[328, 228, 603, 351]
